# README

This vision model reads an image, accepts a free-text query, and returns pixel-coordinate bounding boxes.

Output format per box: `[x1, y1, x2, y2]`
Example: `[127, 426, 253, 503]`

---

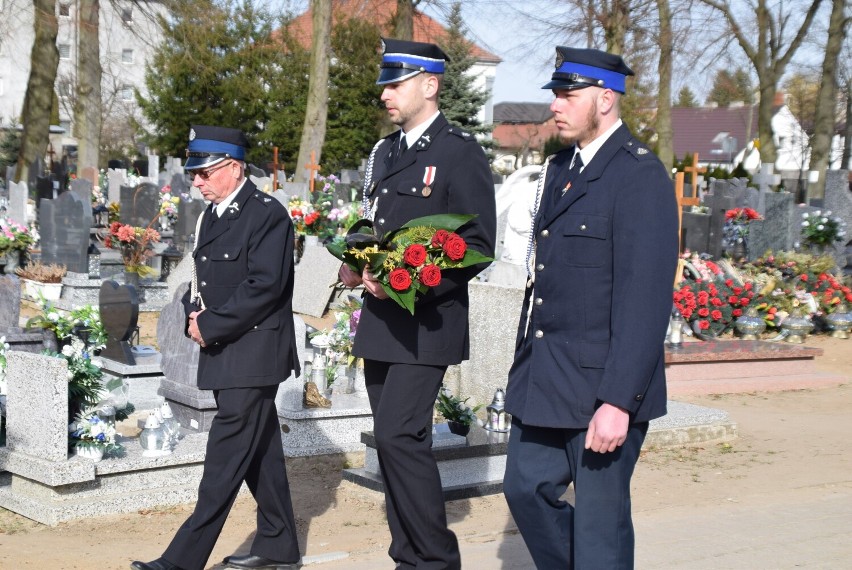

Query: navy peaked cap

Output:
[542, 47, 634, 93]
[377, 37, 450, 85]
[185, 125, 249, 170]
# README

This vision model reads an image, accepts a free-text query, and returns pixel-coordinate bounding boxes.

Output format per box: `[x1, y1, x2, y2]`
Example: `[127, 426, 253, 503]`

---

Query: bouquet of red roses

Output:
[326, 214, 492, 314]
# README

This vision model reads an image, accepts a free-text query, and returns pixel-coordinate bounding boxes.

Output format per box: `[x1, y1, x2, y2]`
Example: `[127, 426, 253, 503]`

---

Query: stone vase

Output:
[124, 270, 145, 302]
[1, 250, 21, 275]
[447, 421, 470, 437]
[74, 445, 104, 462]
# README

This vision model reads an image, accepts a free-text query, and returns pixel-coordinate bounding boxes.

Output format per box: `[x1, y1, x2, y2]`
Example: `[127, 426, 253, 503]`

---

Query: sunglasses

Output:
[192, 160, 232, 180]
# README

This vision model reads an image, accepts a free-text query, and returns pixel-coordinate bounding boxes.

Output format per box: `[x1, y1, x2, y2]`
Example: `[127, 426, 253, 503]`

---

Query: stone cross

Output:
[674, 171, 700, 251]
[147, 155, 160, 180]
[751, 163, 781, 214]
[304, 150, 321, 194]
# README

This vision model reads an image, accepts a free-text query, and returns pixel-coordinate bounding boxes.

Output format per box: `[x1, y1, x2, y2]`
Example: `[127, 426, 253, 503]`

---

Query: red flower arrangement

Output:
[327, 214, 492, 314]
[673, 277, 757, 336]
[104, 221, 161, 277]
[725, 207, 762, 223]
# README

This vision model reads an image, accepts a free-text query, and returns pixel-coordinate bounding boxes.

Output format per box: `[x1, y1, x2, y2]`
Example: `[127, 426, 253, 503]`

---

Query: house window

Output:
[121, 49, 134, 64]
[121, 7, 133, 23]
[58, 82, 73, 98]
[120, 86, 133, 101]
[58, 44, 71, 59]
[59, 3, 70, 16]
[59, 120, 72, 134]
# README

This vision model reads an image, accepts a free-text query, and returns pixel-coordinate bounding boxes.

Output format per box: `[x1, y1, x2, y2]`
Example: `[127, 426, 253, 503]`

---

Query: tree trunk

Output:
[293, 0, 331, 183]
[394, 0, 414, 41]
[806, 0, 848, 201]
[842, 78, 852, 170]
[654, 0, 673, 173]
[76, 0, 102, 173]
[603, 0, 630, 54]
[15, 0, 60, 184]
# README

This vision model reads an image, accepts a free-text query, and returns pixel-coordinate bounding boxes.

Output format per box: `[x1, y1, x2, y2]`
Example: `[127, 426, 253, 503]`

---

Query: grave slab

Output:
[292, 241, 341, 317]
[278, 392, 373, 457]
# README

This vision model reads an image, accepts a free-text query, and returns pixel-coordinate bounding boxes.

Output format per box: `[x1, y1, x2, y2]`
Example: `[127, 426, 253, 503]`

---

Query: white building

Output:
[0, 0, 167, 156]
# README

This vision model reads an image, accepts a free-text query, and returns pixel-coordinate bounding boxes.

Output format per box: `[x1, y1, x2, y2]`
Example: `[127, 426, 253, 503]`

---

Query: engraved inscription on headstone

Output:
[39, 191, 92, 272]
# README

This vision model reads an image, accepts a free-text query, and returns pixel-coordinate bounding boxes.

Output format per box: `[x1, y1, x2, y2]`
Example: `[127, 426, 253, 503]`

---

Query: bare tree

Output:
[76, 0, 102, 175]
[15, 0, 59, 184]
[807, 0, 850, 200]
[293, 0, 332, 182]
[700, 0, 824, 164]
[655, 0, 674, 171]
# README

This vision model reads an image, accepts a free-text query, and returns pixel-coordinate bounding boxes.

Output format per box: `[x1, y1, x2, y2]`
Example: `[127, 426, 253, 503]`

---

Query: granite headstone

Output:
[99, 280, 140, 365]
[39, 191, 91, 272]
[120, 182, 160, 228]
[6, 180, 28, 225]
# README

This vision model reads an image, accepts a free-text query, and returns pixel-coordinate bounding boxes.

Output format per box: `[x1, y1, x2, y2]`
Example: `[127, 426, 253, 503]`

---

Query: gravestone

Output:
[249, 174, 273, 193]
[36, 175, 54, 207]
[747, 191, 795, 257]
[132, 159, 148, 179]
[751, 163, 781, 213]
[681, 211, 711, 254]
[170, 172, 189, 198]
[0, 275, 21, 330]
[80, 166, 98, 186]
[7, 180, 28, 225]
[70, 177, 93, 205]
[281, 181, 309, 202]
[120, 182, 160, 228]
[27, 156, 44, 192]
[147, 155, 160, 180]
[175, 199, 206, 250]
[40, 191, 91, 272]
[99, 280, 140, 365]
[292, 241, 342, 317]
[157, 284, 213, 432]
[6, 164, 15, 184]
[107, 169, 126, 205]
[824, 170, 852, 246]
[704, 179, 746, 259]
[270, 189, 289, 207]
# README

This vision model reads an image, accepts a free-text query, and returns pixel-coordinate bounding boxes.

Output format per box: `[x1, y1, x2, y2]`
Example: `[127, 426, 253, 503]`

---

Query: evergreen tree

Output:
[137, 0, 286, 165]
[437, 3, 489, 137]
[675, 86, 697, 107]
[707, 68, 753, 107]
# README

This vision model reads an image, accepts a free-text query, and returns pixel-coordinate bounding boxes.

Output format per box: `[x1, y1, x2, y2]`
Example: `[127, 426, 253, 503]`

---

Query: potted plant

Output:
[435, 386, 481, 437]
[69, 407, 122, 462]
[15, 261, 67, 301]
[0, 217, 34, 274]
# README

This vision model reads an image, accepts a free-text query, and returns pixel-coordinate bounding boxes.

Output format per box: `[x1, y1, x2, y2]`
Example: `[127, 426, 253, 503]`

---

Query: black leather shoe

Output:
[130, 558, 181, 570]
[224, 554, 301, 569]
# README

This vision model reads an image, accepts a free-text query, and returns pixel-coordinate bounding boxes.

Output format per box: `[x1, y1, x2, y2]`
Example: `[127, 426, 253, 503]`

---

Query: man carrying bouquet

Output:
[338, 38, 496, 569]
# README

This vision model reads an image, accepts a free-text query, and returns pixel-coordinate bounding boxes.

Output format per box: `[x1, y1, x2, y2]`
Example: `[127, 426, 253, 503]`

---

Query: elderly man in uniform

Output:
[339, 38, 496, 569]
[502, 47, 678, 569]
[132, 126, 301, 570]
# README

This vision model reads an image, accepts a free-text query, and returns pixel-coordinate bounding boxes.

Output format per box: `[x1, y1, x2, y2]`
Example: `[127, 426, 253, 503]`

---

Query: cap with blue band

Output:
[185, 125, 249, 170]
[377, 37, 450, 85]
[542, 47, 634, 93]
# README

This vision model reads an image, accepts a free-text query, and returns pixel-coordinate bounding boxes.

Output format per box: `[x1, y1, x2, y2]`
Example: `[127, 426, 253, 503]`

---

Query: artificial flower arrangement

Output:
[0, 216, 34, 255]
[69, 407, 121, 454]
[673, 275, 757, 336]
[800, 209, 847, 248]
[326, 214, 493, 315]
[288, 175, 342, 241]
[435, 386, 482, 428]
[159, 184, 180, 226]
[104, 221, 161, 277]
[721, 207, 762, 254]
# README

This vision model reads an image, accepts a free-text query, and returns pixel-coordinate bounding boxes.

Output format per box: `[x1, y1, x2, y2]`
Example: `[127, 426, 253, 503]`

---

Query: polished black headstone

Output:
[98, 280, 139, 365]
[39, 191, 91, 272]
[120, 182, 160, 228]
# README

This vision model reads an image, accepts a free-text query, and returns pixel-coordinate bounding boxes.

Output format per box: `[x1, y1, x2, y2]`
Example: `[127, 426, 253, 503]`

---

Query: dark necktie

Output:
[396, 136, 408, 163]
[562, 153, 583, 195]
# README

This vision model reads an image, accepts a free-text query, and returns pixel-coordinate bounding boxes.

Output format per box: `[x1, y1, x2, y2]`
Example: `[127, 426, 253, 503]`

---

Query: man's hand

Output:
[188, 309, 207, 348]
[362, 265, 389, 299]
[339, 264, 363, 288]
[585, 402, 629, 453]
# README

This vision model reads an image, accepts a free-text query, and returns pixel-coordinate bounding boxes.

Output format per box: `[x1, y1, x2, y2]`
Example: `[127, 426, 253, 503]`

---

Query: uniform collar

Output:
[214, 178, 248, 217]
[401, 110, 441, 149]
[575, 118, 623, 171]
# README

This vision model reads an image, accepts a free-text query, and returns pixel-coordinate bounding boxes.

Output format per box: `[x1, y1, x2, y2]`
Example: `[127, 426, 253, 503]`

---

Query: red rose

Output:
[744, 282, 753, 291]
[698, 320, 710, 330]
[800, 274, 808, 282]
[728, 296, 739, 304]
[442, 233, 467, 261]
[846, 293, 852, 302]
[711, 310, 723, 320]
[104, 236, 112, 248]
[431, 229, 449, 248]
[697, 292, 710, 305]
[725, 279, 734, 287]
[732, 309, 743, 317]
[388, 268, 412, 291]
[733, 287, 743, 295]
[739, 297, 750, 306]
[682, 308, 693, 319]
[711, 297, 724, 307]
[403, 243, 427, 267]
[697, 308, 710, 317]
[419, 264, 442, 287]
[109, 221, 122, 235]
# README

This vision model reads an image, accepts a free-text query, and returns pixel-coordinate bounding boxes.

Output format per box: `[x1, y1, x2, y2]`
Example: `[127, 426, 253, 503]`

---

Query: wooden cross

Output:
[304, 150, 320, 193]
[272, 147, 279, 192]
[674, 171, 700, 252]
[683, 153, 707, 188]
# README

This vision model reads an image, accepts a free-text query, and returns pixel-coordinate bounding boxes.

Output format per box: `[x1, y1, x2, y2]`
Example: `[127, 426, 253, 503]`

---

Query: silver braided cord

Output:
[361, 140, 383, 221]
[524, 156, 552, 280]
[190, 210, 206, 310]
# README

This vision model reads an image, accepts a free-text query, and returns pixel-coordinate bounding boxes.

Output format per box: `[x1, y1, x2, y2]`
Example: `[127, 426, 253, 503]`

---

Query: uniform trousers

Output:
[364, 359, 461, 570]
[162, 385, 300, 570]
[503, 417, 648, 569]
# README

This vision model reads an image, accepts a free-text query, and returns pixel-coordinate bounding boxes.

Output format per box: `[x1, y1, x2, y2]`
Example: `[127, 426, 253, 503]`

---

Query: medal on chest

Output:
[422, 166, 436, 197]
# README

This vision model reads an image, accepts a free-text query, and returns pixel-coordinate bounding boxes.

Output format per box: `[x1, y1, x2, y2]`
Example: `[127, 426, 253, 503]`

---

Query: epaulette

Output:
[252, 192, 273, 205]
[447, 126, 474, 140]
[624, 138, 653, 160]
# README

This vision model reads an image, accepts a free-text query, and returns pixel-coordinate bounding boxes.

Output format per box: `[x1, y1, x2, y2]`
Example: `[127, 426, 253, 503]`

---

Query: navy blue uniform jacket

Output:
[181, 180, 300, 390]
[506, 124, 678, 428]
[352, 113, 496, 366]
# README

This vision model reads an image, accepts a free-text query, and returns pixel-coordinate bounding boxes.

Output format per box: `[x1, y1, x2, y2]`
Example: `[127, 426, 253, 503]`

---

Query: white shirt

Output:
[574, 118, 624, 172]
[214, 178, 248, 217]
[400, 110, 441, 149]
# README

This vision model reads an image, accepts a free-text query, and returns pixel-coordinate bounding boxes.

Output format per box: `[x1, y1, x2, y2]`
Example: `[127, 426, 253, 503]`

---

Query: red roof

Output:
[671, 105, 759, 163]
[492, 119, 559, 152]
[286, 0, 500, 63]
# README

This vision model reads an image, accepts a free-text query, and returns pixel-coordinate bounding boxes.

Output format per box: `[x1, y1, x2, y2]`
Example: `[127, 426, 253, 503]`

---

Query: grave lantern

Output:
[87, 241, 101, 279]
[309, 335, 331, 393]
[159, 401, 181, 446]
[734, 307, 766, 340]
[781, 309, 813, 344]
[139, 412, 171, 457]
[667, 309, 685, 348]
[159, 241, 182, 282]
[485, 388, 510, 432]
[825, 304, 852, 339]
